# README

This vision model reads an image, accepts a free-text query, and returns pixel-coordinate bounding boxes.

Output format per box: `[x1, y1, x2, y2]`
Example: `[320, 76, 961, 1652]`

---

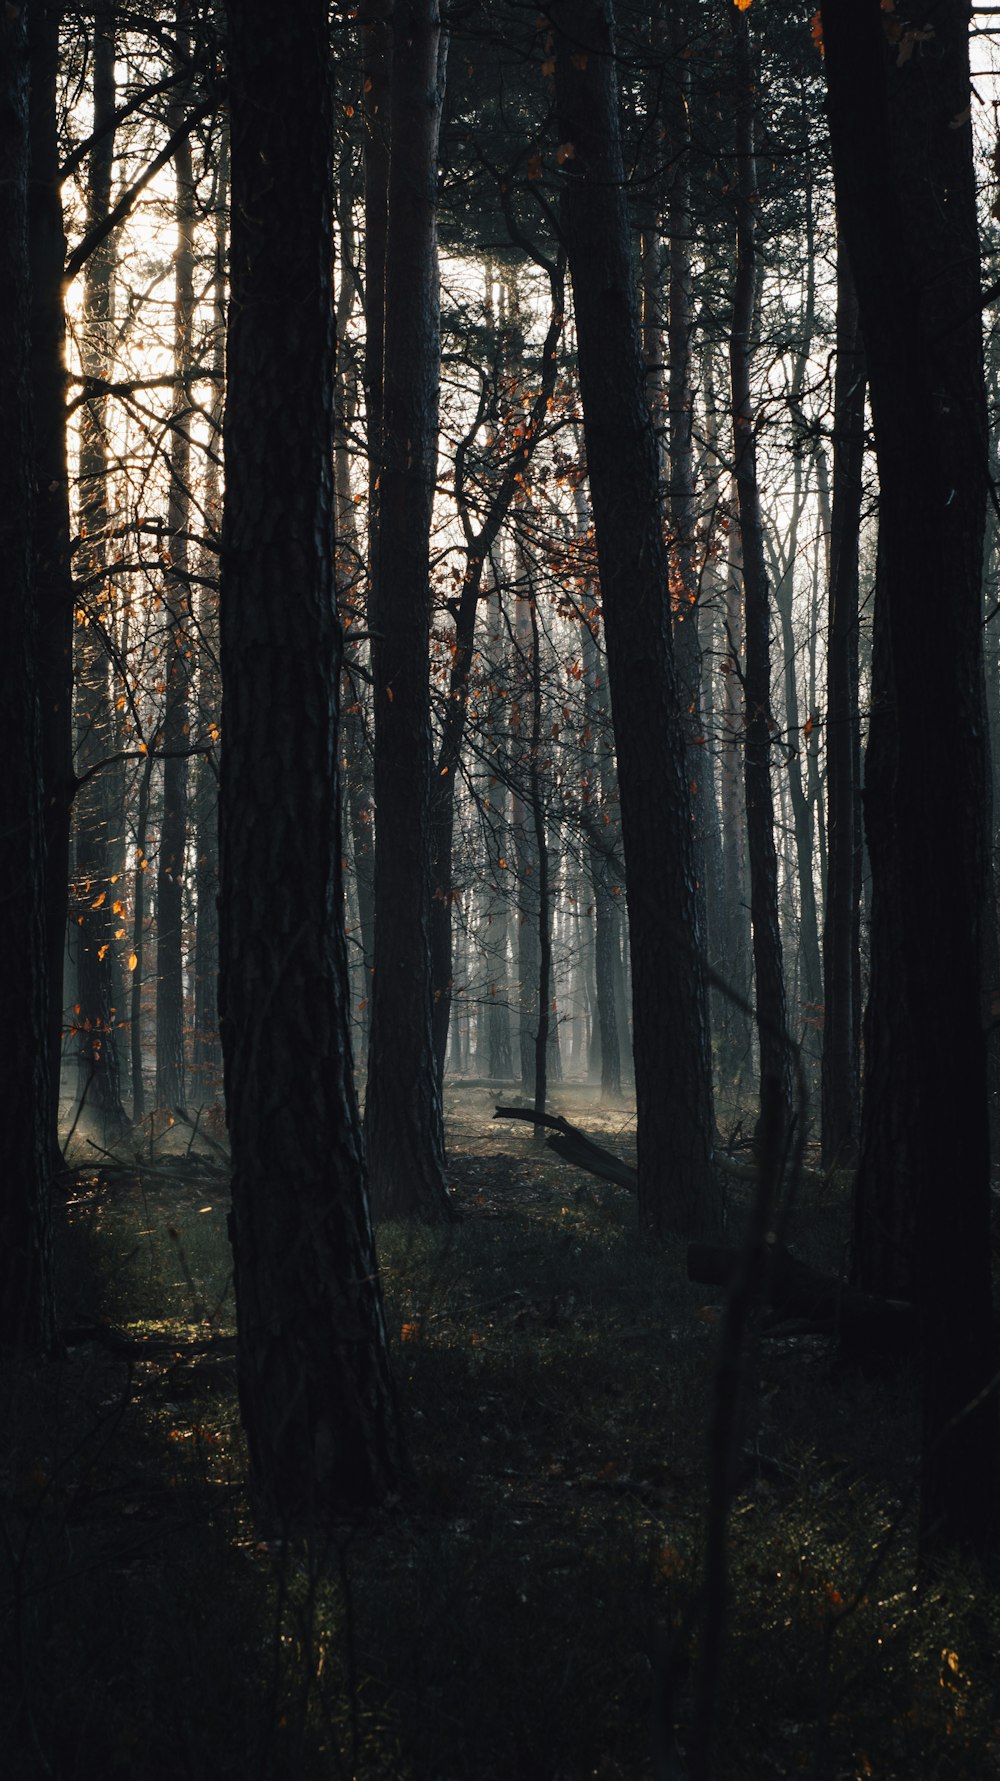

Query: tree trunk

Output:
[221, 0, 400, 1531]
[512, 590, 539, 1097]
[729, 4, 793, 1149]
[528, 598, 552, 1137]
[822, 0, 1000, 1555]
[29, 0, 75, 1156]
[707, 348, 753, 1084]
[553, 0, 718, 1238]
[0, 0, 55, 1353]
[156, 7, 195, 1115]
[364, 0, 452, 1218]
[821, 237, 865, 1170]
[73, 0, 127, 1138]
[192, 128, 227, 1106]
[580, 610, 622, 1103]
[666, 17, 712, 978]
[130, 755, 154, 1125]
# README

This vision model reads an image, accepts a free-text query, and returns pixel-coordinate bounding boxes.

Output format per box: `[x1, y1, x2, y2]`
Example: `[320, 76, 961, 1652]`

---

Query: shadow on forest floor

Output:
[1, 1083, 998, 1778]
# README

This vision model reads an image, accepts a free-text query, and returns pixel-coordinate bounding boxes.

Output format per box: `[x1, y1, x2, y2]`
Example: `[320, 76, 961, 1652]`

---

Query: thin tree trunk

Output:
[729, 5, 793, 1145]
[529, 598, 551, 1138]
[131, 755, 154, 1125]
[821, 237, 865, 1170]
[192, 127, 227, 1104]
[73, 0, 127, 1137]
[156, 4, 195, 1115]
[580, 610, 622, 1103]
[29, 0, 75, 1158]
[666, 14, 711, 972]
[705, 348, 753, 1084]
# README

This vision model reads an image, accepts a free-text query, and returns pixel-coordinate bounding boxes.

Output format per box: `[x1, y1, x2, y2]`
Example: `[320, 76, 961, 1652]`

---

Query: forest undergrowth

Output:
[1, 1084, 998, 1780]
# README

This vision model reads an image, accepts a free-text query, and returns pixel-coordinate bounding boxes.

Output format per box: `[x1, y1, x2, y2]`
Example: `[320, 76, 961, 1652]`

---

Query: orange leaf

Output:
[127, 952, 138, 972]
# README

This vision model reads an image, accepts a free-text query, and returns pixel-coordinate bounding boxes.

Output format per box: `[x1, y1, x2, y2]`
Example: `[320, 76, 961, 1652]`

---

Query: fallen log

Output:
[687, 1241, 917, 1358]
[493, 1106, 639, 1192]
[492, 1106, 823, 1196]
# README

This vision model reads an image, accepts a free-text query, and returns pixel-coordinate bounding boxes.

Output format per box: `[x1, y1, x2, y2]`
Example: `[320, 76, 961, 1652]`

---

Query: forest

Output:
[3, 0, 1000, 1774]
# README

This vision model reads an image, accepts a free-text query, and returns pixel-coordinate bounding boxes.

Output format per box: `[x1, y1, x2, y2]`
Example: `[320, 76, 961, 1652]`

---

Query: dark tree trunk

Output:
[221, 0, 400, 1531]
[851, 542, 912, 1296]
[29, 0, 74, 1154]
[729, 4, 793, 1148]
[666, 17, 711, 976]
[821, 238, 865, 1171]
[706, 349, 753, 1085]
[156, 10, 195, 1115]
[822, 0, 1000, 1555]
[73, 0, 127, 1138]
[364, 0, 452, 1218]
[192, 129, 226, 1105]
[580, 610, 622, 1103]
[512, 597, 539, 1098]
[553, 0, 718, 1238]
[771, 179, 824, 1029]
[529, 599, 552, 1138]
[131, 755, 153, 1125]
[0, 0, 55, 1353]
[357, 0, 389, 1065]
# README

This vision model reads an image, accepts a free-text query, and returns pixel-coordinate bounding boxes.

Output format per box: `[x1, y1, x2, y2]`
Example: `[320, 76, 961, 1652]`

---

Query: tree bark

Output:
[29, 0, 75, 1155]
[156, 4, 195, 1115]
[822, 0, 1000, 1554]
[553, 0, 719, 1238]
[363, 0, 452, 1218]
[729, 3, 793, 1149]
[580, 607, 623, 1102]
[192, 126, 227, 1105]
[221, 0, 400, 1530]
[821, 237, 865, 1170]
[0, 0, 55, 1353]
[73, 0, 127, 1138]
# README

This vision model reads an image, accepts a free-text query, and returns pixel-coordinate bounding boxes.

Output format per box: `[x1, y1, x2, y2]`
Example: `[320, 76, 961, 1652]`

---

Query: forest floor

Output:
[2, 1083, 999, 1780]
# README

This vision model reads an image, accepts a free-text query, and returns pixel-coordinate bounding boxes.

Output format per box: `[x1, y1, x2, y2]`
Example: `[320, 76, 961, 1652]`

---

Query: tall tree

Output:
[822, 0, 999, 1553]
[30, 0, 75, 1154]
[729, 0, 793, 1148]
[821, 236, 865, 1170]
[220, 0, 400, 1530]
[191, 128, 227, 1105]
[156, 1, 196, 1115]
[364, 0, 453, 1219]
[0, 0, 55, 1352]
[552, 0, 719, 1237]
[73, 0, 128, 1137]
